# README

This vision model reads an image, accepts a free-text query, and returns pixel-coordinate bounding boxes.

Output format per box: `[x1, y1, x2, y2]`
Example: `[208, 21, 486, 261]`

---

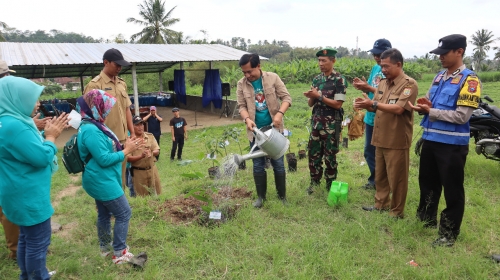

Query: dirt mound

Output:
[160, 187, 252, 225]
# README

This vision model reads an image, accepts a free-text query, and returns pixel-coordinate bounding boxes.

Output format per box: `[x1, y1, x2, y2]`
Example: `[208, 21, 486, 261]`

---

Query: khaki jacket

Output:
[84, 70, 132, 142]
[237, 71, 292, 141]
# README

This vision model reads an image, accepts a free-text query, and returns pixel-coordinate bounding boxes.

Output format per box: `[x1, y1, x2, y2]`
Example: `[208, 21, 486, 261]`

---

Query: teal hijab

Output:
[0, 76, 58, 173]
[0, 76, 44, 136]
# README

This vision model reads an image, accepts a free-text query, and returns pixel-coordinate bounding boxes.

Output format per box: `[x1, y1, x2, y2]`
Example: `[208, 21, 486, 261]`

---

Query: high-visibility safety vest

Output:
[421, 68, 473, 145]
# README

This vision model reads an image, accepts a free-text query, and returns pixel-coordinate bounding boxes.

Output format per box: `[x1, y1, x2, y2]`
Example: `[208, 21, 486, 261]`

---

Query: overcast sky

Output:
[1, 0, 499, 58]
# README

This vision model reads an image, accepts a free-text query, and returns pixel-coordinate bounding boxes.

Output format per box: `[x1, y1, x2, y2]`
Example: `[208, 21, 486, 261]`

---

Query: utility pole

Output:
[356, 36, 359, 57]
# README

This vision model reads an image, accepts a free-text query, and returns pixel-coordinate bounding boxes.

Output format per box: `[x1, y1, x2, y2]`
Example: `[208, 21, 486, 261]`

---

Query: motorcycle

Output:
[470, 95, 500, 161]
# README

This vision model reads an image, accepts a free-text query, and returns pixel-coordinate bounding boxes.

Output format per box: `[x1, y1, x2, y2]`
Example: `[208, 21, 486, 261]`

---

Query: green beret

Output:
[316, 48, 337, 57]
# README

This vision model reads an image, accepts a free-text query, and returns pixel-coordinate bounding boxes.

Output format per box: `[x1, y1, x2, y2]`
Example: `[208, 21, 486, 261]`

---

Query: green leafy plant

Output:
[297, 138, 308, 150]
[222, 127, 245, 155]
[184, 186, 218, 213]
[204, 138, 222, 168]
[180, 171, 204, 179]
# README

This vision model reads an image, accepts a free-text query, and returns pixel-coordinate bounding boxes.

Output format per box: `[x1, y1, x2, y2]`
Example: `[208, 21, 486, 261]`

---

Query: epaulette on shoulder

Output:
[144, 132, 153, 136]
[91, 75, 101, 82]
[117, 76, 125, 81]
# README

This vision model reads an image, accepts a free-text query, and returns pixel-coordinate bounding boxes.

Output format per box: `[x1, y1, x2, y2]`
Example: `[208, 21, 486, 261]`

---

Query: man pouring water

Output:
[236, 53, 292, 208]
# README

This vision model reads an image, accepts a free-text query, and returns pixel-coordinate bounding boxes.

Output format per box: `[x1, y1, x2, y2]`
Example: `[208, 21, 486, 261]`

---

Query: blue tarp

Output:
[202, 69, 222, 109]
[130, 95, 172, 107]
[42, 102, 71, 114]
[174, 70, 187, 105]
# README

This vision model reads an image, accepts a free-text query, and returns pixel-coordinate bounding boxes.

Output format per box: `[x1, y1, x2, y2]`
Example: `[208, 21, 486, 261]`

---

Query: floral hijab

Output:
[78, 89, 115, 122]
[76, 89, 122, 151]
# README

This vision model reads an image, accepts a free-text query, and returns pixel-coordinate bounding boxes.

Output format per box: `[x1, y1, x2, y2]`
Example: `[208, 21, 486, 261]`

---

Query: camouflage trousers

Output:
[308, 129, 339, 182]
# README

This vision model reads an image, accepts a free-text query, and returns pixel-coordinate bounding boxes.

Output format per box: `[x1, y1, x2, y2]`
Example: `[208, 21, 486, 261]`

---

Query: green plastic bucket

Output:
[327, 181, 349, 206]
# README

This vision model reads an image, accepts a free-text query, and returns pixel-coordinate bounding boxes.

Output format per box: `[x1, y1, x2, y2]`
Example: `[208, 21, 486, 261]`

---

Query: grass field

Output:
[2, 80, 500, 279]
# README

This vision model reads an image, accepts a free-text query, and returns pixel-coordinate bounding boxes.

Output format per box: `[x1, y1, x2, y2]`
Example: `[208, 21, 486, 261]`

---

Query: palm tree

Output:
[494, 47, 500, 60]
[470, 29, 496, 68]
[0, 21, 9, 42]
[127, 0, 180, 44]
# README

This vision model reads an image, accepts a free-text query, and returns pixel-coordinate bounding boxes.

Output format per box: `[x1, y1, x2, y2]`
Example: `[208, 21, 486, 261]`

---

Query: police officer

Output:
[409, 34, 481, 247]
[304, 48, 346, 194]
[84, 48, 134, 189]
[127, 116, 161, 196]
[355, 48, 418, 219]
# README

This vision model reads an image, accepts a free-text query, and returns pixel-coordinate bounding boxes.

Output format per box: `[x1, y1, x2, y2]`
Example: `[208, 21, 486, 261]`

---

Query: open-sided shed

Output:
[0, 42, 255, 115]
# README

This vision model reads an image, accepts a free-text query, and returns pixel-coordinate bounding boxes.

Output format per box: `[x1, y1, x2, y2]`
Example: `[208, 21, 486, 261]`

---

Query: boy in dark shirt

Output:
[169, 107, 187, 160]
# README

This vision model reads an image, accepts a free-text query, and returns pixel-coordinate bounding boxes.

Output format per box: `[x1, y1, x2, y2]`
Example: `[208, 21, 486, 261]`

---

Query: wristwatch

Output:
[317, 90, 323, 102]
[371, 101, 378, 111]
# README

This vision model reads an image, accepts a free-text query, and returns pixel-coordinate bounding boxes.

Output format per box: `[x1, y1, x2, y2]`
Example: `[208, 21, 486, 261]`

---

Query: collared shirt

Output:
[371, 73, 418, 149]
[426, 65, 481, 124]
[237, 71, 292, 141]
[84, 70, 132, 142]
[364, 64, 384, 126]
[131, 132, 160, 169]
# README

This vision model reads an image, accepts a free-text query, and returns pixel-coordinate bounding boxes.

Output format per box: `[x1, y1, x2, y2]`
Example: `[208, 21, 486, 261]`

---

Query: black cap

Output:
[430, 34, 467, 55]
[103, 48, 132, 66]
[172, 107, 179, 112]
[132, 116, 144, 125]
[368, 39, 392, 55]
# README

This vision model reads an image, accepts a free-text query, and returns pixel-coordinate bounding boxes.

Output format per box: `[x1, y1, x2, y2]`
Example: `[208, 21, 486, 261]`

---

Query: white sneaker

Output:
[112, 247, 134, 265]
[100, 244, 113, 258]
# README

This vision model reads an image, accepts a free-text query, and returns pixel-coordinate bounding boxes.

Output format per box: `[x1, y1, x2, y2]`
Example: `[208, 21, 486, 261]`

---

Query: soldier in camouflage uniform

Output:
[304, 48, 346, 194]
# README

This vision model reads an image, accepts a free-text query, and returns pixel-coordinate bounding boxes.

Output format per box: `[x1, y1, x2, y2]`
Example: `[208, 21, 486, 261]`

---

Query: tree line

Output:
[1, 0, 499, 70]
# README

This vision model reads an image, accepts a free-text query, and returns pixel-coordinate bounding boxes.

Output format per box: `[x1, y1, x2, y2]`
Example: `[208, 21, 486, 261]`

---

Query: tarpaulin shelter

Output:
[0, 42, 265, 115]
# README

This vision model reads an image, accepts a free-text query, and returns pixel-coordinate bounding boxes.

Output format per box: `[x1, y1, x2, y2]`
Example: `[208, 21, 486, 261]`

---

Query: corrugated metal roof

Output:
[0, 43, 262, 78]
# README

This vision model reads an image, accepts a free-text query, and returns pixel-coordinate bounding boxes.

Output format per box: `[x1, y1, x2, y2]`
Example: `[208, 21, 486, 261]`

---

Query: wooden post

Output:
[80, 76, 84, 95]
[159, 71, 163, 92]
[132, 63, 139, 116]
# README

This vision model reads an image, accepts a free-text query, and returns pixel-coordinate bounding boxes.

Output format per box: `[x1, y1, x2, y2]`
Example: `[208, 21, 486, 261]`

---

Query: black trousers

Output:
[170, 135, 185, 159]
[417, 140, 468, 239]
[152, 134, 161, 146]
[153, 134, 161, 160]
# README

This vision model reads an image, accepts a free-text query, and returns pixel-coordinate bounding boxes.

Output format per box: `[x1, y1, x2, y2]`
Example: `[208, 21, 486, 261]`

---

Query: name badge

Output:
[104, 87, 112, 90]
[389, 99, 398, 104]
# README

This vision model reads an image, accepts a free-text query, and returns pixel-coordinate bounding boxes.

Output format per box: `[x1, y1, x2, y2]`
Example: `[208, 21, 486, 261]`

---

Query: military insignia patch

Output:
[403, 88, 411, 96]
[467, 79, 478, 93]
[450, 74, 463, 84]
[323, 50, 327, 55]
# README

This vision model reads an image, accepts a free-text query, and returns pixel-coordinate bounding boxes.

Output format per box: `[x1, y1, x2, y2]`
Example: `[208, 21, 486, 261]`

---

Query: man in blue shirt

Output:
[144, 106, 163, 160]
[353, 38, 392, 190]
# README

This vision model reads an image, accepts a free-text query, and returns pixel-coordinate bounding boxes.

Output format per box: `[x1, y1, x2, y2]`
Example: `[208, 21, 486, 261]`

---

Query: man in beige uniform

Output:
[354, 48, 418, 218]
[127, 116, 161, 196]
[84, 48, 134, 188]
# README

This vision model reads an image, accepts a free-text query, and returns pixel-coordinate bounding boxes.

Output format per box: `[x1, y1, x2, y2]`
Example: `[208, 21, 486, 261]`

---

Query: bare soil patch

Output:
[159, 187, 252, 226]
[53, 184, 80, 208]
[54, 222, 79, 240]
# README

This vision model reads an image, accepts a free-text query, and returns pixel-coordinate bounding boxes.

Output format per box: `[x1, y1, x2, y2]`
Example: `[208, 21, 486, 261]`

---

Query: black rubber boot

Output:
[253, 172, 267, 208]
[274, 172, 287, 205]
[307, 179, 321, 195]
[326, 179, 333, 192]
